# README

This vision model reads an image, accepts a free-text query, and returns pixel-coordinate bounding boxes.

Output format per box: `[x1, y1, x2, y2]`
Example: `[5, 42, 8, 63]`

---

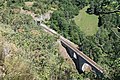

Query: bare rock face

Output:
[0, 42, 13, 63]
[3, 42, 11, 57]
[3, 42, 18, 58]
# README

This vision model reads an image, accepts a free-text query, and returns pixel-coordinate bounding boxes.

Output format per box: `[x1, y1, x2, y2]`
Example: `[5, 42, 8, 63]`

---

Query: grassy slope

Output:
[74, 6, 98, 36]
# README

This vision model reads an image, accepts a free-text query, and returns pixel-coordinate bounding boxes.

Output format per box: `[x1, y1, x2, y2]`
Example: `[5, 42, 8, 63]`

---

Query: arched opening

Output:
[118, 26, 120, 32]
[82, 63, 92, 72]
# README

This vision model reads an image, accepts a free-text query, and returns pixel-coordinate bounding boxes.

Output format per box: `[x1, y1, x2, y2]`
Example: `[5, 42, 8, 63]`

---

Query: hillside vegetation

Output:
[50, 0, 120, 80]
[0, 0, 120, 80]
[0, 0, 83, 80]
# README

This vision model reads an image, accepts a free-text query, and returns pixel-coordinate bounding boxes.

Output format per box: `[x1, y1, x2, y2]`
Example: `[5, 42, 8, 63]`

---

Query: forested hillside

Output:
[0, 0, 83, 80]
[0, 0, 120, 80]
[49, 0, 120, 80]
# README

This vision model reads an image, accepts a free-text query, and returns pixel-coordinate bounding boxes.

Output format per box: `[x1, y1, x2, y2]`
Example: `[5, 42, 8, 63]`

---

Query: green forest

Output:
[0, 0, 120, 80]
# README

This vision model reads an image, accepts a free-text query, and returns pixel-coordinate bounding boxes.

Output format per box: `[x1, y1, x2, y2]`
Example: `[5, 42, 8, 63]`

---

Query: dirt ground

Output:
[58, 40, 75, 67]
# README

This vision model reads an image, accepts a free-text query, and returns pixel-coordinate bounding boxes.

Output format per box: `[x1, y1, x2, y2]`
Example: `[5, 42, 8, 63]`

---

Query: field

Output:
[74, 6, 98, 36]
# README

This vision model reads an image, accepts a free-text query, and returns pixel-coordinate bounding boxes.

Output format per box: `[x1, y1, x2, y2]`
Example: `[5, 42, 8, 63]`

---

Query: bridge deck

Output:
[20, 8, 104, 74]
[40, 23, 104, 74]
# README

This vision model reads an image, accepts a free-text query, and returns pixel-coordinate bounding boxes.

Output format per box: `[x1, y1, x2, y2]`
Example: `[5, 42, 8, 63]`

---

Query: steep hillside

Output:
[0, 1, 82, 80]
[0, 13, 81, 80]
[0, 0, 120, 80]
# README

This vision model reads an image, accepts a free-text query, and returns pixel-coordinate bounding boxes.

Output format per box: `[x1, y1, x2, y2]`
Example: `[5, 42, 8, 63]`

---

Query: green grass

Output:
[74, 6, 98, 36]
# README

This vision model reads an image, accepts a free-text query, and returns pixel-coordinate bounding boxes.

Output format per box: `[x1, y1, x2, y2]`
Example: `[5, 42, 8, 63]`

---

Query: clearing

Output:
[74, 6, 98, 36]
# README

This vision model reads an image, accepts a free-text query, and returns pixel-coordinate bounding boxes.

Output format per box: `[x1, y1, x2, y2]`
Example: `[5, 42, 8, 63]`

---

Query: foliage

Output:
[50, 0, 120, 80]
[0, 1, 84, 80]
[0, 15, 82, 80]
[0, 0, 120, 80]
[74, 6, 98, 36]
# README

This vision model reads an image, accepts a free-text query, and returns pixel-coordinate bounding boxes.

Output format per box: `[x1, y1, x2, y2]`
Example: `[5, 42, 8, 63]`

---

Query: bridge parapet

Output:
[39, 24, 104, 75]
